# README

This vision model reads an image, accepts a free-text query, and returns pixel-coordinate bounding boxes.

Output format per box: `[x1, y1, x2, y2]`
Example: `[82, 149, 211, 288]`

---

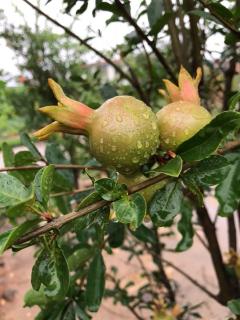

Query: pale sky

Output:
[0, 0, 224, 77]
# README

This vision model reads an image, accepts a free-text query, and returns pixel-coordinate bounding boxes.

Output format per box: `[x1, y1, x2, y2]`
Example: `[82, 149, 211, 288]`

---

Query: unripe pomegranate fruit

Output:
[157, 67, 211, 150]
[34, 80, 160, 174]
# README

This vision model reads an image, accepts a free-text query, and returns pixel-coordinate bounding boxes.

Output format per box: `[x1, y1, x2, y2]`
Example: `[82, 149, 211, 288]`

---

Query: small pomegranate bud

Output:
[34, 80, 160, 175]
[157, 67, 211, 150]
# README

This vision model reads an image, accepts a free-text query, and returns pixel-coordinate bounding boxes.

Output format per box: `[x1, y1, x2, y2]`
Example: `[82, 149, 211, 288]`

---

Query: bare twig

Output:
[51, 187, 93, 198]
[0, 164, 103, 173]
[162, 258, 217, 299]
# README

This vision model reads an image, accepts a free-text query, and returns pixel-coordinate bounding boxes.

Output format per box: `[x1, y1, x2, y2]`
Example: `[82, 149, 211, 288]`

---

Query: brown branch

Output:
[20, 0, 147, 101]
[228, 215, 237, 252]
[162, 258, 217, 299]
[14, 172, 169, 245]
[199, 0, 240, 38]
[184, 0, 203, 73]
[195, 204, 237, 304]
[163, 0, 186, 68]
[114, 0, 176, 82]
[0, 164, 103, 173]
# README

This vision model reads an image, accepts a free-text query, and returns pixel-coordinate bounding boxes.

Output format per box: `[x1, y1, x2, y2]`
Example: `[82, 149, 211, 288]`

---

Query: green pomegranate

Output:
[88, 96, 159, 174]
[34, 80, 160, 175]
[118, 172, 166, 203]
[157, 66, 211, 150]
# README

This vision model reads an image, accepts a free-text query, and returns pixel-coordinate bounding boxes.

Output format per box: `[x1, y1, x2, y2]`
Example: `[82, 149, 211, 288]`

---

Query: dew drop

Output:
[143, 113, 150, 119]
[152, 122, 157, 130]
[116, 115, 123, 122]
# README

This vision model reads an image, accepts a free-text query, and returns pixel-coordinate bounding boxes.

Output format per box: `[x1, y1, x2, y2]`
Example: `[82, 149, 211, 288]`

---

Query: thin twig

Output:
[195, 230, 209, 251]
[51, 187, 93, 198]
[162, 258, 217, 299]
[21, 0, 147, 100]
[0, 164, 103, 173]
[114, 0, 176, 82]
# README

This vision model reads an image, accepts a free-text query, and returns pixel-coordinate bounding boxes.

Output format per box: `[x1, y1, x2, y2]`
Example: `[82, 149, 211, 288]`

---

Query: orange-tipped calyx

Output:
[33, 79, 93, 140]
[159, 66, 202, 105]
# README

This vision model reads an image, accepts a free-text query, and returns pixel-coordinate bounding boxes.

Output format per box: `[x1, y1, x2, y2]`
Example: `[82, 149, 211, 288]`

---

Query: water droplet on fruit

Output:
[152, 122, 157, 130]
[143, 113, 149, 119]
[184, 129, 189, 135]
[137, 141, 142, 149]
[116, 115, 123, 122]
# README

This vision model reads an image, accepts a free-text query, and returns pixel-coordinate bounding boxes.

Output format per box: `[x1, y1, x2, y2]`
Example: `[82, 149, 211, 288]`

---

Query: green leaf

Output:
[216, 153, 240, 216]
[15, 151, 36, 166]
[131, 224, 157, 245]
[228, 299, 240, 315]
[149, 181, 182, 226]
[77, 191, 102, 210]
[176, 200, 194, 252]
[149, 155, 183, 177]
[24, 288, 47, 307]
[95, 178, 127, 201]
[20, 133, 43, 161]
[189, 9, 218, 23]
[177, 111, 240, 161]
[86, 252, 105, 312]
[149, 12, 172, 36]
[209, 3, 233, 20]
[147, 0, 164, 28]
[75, 305, 91, 320]
[107, 222, 125, 248]
[31, 242, 69, 300]
[228, 91, 240, 111]
[0, 220, 38, 254]
[0, 173, 31, 208]
[68, 247, 94, 271]
[45, 142, 74, 188]
[183, 155, 229, 187]
[2, 142, 15, 166]
[33, 165, 54, 206]
[113, 193, 146, 230]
